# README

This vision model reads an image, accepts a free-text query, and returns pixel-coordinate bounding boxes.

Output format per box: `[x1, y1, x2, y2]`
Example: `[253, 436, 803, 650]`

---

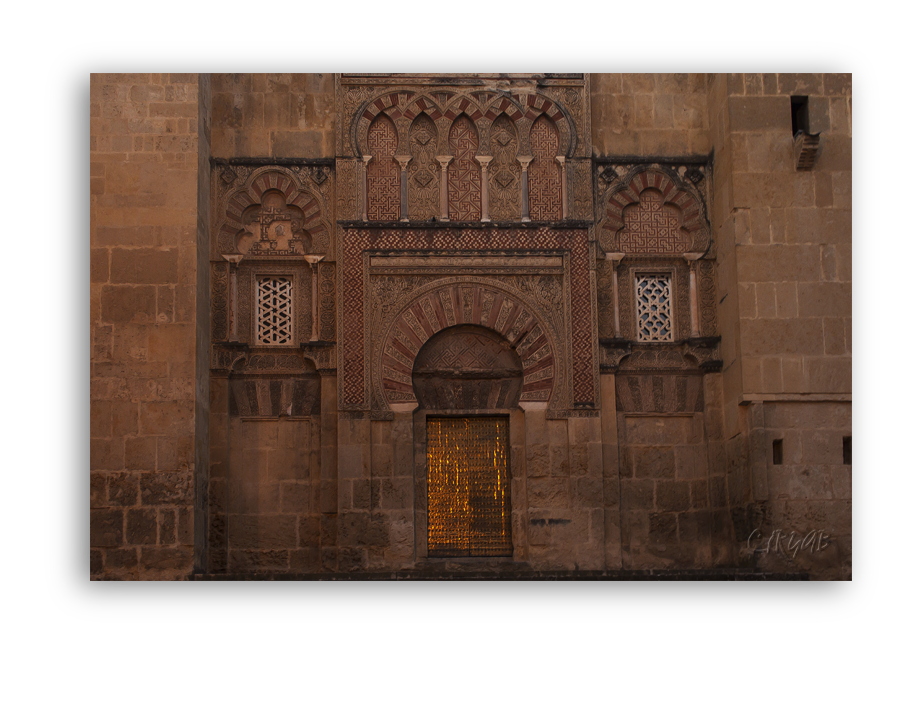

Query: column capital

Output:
[304, 254, 325, 267]
[362, 155, 373, 164]
[555, 155, 566, 167]
[394, 155, 411, 170]
[517, 156, 533, 171]
[436, 155, 453, 169]
[606, 252, 625, 268]
[475, 155, 493, 169]
[222, 254, 243, 267]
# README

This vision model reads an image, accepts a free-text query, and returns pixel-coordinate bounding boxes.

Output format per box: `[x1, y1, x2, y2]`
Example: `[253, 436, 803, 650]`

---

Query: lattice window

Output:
[256, 277, 294, 345]
[635, 274, 673, 342]
[427, 416, 512, 557]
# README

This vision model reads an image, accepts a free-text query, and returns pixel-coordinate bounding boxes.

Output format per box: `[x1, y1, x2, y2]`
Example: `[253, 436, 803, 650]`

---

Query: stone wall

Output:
[91, 73, 852, 579]
[591, 73, 709, 156]
[706, 74, 852, 578]
[90, 73, 207, 579]
[210, 73, 336, 158]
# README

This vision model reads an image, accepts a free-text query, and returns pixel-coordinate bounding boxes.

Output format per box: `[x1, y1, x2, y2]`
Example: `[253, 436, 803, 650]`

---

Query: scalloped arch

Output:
[218, 168, 329, 256]
[352, 88, 576, 157]
[601, 168, 708, 254]
[378, 282, 557, 410]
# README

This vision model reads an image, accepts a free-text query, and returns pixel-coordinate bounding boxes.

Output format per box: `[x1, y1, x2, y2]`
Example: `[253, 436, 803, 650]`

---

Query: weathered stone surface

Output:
[91, 509, 124, 547]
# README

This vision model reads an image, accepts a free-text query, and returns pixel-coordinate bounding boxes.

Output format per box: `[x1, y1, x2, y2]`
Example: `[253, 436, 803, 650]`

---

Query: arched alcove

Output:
[413, 325, 523, 410]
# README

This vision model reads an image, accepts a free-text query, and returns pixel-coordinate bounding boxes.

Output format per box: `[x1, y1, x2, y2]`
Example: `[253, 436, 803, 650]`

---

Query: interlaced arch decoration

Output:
[353, 89, 576, 159]
[217, 168, 330, 257]
[367, 114, 400, 220]
[600, 167, 709, 256]
[378, 282, 557, 410]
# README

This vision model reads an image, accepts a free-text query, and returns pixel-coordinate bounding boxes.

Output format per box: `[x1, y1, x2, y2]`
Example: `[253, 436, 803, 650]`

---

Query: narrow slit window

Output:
[772, 439, 784, 465]
[843, 436, 852, 465]
[636, 274, 673, 342]
[791, 95, 809, 135]
[256, 276, 294, 345]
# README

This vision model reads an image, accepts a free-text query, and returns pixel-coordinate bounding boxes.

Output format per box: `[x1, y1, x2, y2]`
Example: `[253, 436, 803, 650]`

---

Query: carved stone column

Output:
[556, 155, 567, 220]
[304, 254, 325, 342]
[361, 155, 372, 222]
[395, 155, 411, 222]
[436, 156, 453, 221]
[684, 252, 703, 338]
[518, 156, 533, 222]
[475, 155, 493, 222]
[221, 254, 243, 342]
[606, 252, 625, 338]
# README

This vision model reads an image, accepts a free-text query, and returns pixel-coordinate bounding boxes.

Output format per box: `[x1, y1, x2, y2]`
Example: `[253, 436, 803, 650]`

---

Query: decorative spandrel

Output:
[488, 114, 521, 222]
[427, 416, 512, 558]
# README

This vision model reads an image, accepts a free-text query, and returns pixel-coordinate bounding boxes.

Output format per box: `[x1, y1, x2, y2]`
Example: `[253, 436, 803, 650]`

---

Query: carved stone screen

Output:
[256, 276, 294, 345]
[635, 274, 673, 342]
[427, 416, 512, 557]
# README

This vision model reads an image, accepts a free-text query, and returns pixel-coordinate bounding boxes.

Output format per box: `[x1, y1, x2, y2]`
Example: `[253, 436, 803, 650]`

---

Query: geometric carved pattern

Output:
[413, 325, 523, 410]
[602, 168, 705, 254]
[256, 277, 294, 345]
[341, 227, 593, 411]
[619, 189, 686, 254]
[367, 114, 400, 221]
[615, 374, 704, 413]
[488, 114, 521, 222]
[528, 115, 562, 221]
[318, 261, 336, 342]
[636, 274, 673, 342]
[229, 376, 321, 417]
[427, 416, 512, 558]
[408, 114, 440, 220]
[218, 169, 329, 257]
[380, 282, 555, 407]
[447, 114, 481, 222]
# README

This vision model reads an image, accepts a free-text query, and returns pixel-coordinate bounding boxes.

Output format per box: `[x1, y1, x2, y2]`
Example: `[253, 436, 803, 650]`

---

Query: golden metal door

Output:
[427, 416, 512, 557]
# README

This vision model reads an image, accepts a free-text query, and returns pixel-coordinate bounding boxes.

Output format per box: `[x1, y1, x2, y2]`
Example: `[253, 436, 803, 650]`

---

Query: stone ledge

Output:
[192, 569, 808, 581]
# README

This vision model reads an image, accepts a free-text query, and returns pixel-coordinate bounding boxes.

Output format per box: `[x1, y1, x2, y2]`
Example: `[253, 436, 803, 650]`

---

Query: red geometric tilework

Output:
[367, 114, 400, 221]
[618, 189, 687, 254]
[528, 116, 562, 221]
[447, 115, 481, 222]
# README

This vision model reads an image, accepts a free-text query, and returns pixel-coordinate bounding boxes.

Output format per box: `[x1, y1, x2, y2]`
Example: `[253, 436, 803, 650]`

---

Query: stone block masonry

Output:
[90, 73, 208, 580]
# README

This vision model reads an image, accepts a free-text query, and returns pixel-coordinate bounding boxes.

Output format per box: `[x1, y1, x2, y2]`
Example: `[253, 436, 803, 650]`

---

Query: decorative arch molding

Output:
[352, 88, 576, 159]
[412, 325, 524, 411]
[217, 166, 331, 257]
[377, 280, 559, 411]
[599, 166, 710, 256]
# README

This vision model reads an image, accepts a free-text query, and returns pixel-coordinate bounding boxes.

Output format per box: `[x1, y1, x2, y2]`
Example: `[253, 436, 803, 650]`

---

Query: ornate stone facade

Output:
[91, 73, 852, 581]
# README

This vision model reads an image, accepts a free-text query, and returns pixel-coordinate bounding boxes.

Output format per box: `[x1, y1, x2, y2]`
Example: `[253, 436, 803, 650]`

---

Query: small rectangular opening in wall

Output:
[772, 439, 784, 465]
[843, 436, 852, 465]
[791, 96, 810, 135]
